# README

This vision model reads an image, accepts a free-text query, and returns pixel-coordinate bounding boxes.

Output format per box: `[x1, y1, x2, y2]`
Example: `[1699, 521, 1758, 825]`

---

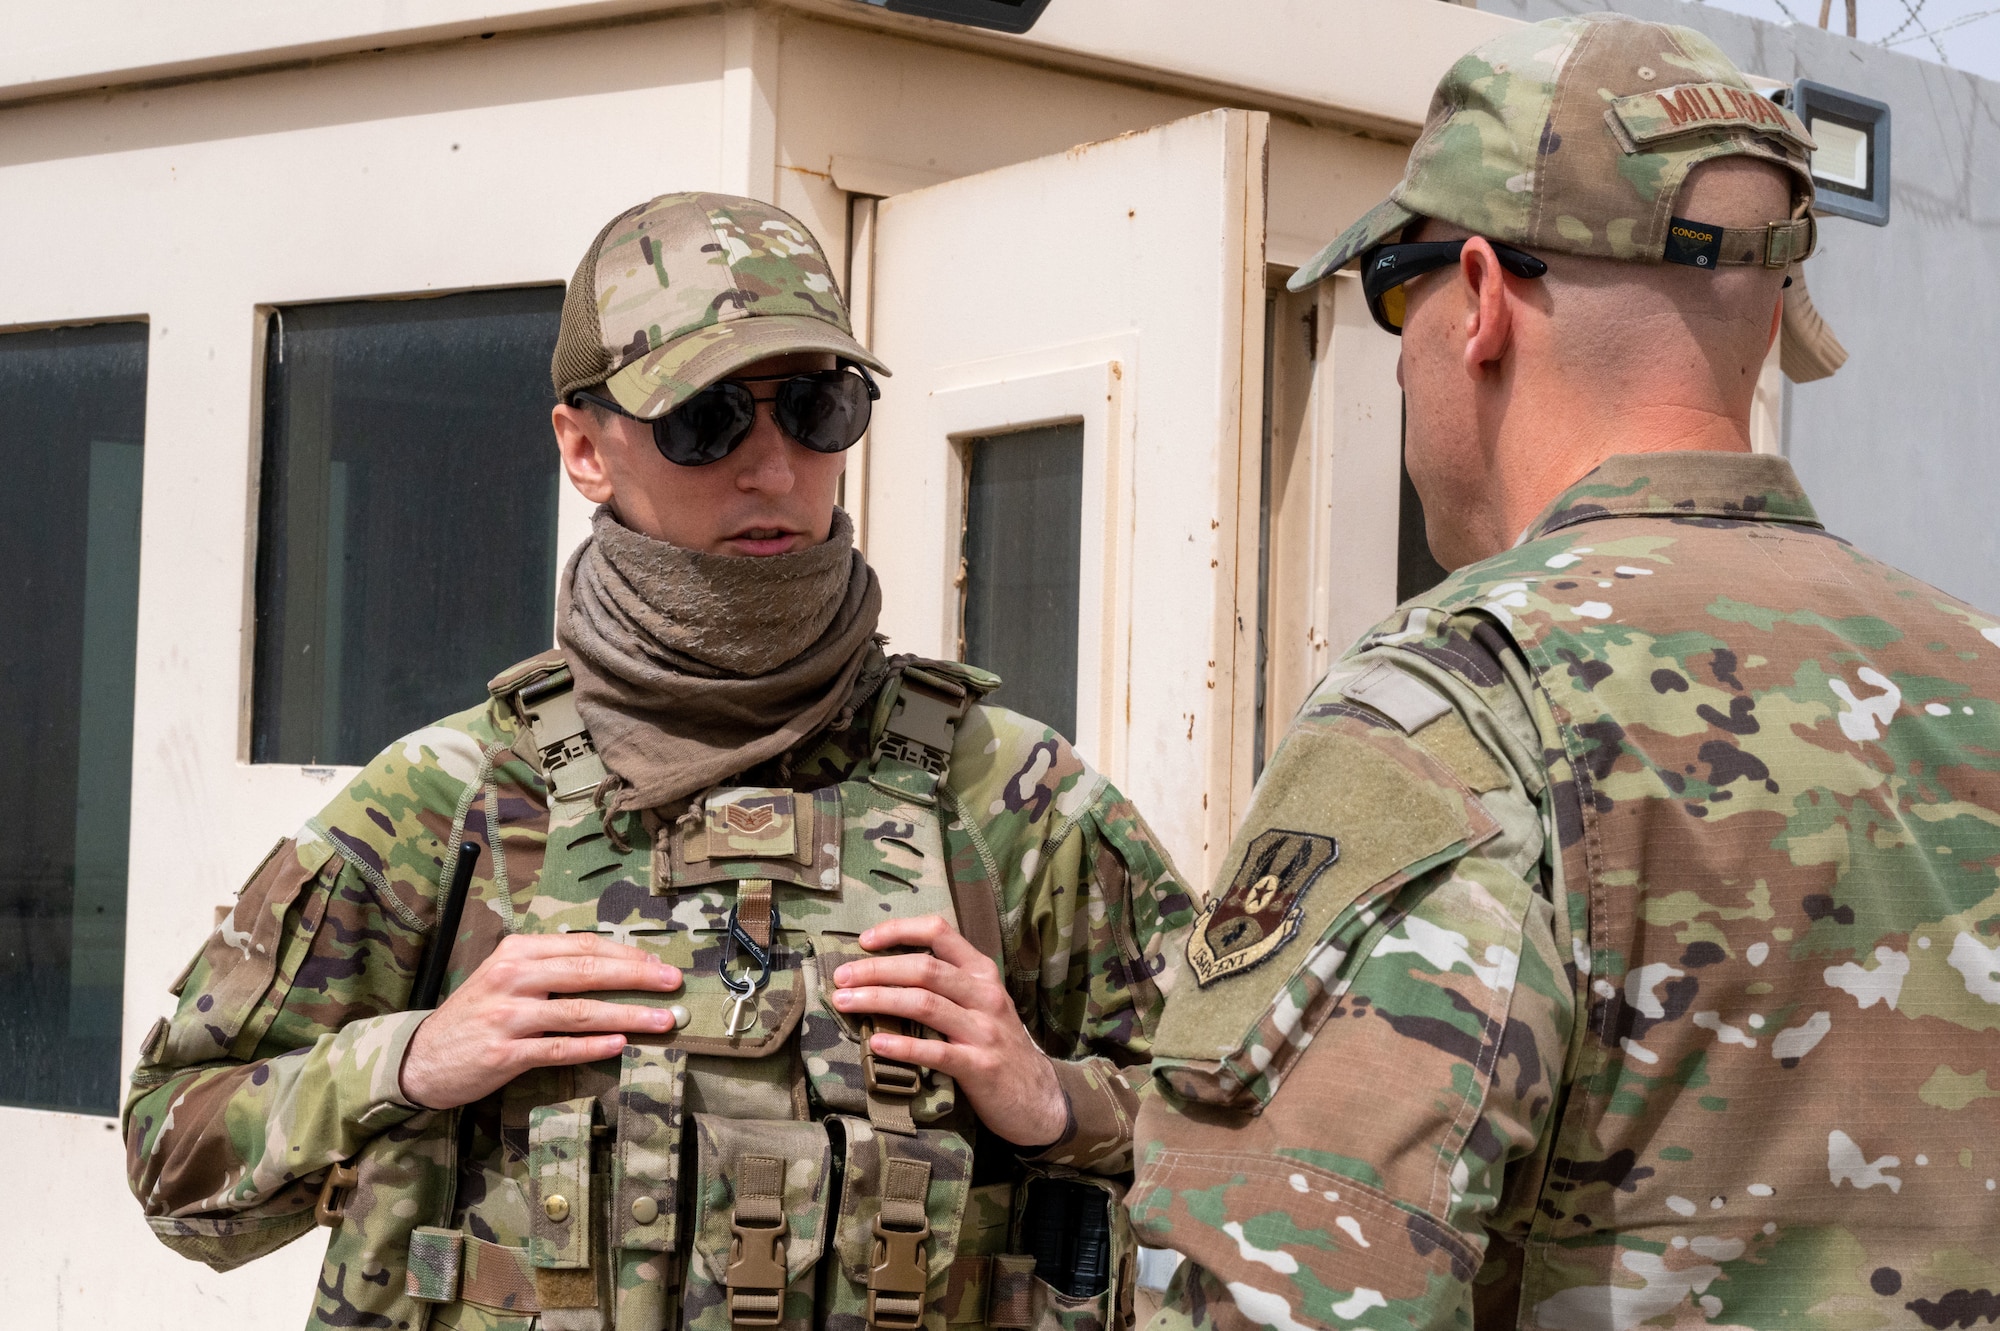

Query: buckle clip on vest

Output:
[867, 1158, 934, 1331]
[721, 895, 776, 1037]
[517, 669, 607, 804]
[871, 669, 969, 803]
[726, 1154, 789, 1328]
[314, 1159, 361, 1226]
[855, 668, 974, 1130]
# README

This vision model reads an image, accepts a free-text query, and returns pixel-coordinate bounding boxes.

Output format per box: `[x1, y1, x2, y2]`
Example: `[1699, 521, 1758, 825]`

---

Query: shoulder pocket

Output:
[1151, 715, 1499, 1111]
[162, 836, 338, 1067]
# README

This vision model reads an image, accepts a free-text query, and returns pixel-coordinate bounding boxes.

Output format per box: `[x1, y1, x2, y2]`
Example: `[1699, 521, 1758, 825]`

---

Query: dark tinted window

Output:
[0, 321, 147, 1114]
[252, 289, 564, 766]
[961, 423, 1083, 741]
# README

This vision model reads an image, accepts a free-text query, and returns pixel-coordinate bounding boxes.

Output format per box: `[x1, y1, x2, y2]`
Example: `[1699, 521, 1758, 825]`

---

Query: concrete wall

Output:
[1479, 0, 2000, 612]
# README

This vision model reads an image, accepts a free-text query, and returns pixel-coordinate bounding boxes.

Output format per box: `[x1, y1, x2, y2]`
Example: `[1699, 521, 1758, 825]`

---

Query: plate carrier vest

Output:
[307, 654, 1131, 1331]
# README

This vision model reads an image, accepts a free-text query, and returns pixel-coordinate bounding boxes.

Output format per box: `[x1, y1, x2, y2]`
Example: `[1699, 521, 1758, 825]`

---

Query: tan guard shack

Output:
[0, 1, 1790, 1324]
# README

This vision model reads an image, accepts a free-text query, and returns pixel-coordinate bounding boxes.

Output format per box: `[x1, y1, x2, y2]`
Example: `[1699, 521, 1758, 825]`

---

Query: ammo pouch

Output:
[822, 1117, 976, 1331]
[683, 1116, 833, 1331]
[985, 1166, 1133, 1331]
[668, 1111, 982, 1331]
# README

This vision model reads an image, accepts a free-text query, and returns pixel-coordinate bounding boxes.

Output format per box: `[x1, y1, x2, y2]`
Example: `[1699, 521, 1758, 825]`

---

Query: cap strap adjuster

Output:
[1764, 217, 1812, 268]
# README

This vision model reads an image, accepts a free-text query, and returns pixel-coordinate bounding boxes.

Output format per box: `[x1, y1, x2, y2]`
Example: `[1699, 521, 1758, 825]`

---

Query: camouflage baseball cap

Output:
[1288, 14, 1819, 292]
[552, 192, 888, 418]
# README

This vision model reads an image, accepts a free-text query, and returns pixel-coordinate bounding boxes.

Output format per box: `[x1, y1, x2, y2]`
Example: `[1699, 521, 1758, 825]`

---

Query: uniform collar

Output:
[1523, 451, 1822, 542]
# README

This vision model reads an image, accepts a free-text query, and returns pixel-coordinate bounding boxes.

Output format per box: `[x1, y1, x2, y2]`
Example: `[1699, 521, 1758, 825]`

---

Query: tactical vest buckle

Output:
[873, 672, 968, 780]
[315, 1159, 360, 1227]
[515, 672, 608, 804]
[726, 1153, 790, 1327]
[726, 1214, 787, 1327]
[862, 1047, 922, 1098]
[866, 1211, 932, 1331]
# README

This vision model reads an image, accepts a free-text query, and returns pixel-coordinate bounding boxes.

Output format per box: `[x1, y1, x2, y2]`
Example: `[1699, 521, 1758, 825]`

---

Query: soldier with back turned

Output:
[1131, 16, 2000, 1329]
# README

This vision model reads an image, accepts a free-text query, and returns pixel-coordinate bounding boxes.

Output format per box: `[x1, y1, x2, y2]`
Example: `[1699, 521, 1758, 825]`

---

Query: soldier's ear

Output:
[1460, 237, 1516, 374]
[552, 402, 617, 506]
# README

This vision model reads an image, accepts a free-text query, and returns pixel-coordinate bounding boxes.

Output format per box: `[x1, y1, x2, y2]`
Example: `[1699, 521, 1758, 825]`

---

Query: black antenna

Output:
[410, 842, 480, 1009]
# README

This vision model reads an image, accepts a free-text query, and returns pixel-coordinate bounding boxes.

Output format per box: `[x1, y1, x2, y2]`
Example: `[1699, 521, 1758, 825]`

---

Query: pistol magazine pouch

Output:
[530, 1096, 603, 1320]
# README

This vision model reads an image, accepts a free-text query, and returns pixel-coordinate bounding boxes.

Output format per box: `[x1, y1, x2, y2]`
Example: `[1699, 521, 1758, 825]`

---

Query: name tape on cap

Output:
[1611, 82, 1814, 155]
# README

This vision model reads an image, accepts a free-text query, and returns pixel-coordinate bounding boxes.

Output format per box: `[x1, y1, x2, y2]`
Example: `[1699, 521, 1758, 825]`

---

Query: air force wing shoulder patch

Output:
[1186, 829, 1339, 986]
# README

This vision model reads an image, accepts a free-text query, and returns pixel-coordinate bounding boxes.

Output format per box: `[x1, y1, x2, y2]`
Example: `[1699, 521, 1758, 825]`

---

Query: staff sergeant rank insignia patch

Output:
[1186, 829, 1338, 986]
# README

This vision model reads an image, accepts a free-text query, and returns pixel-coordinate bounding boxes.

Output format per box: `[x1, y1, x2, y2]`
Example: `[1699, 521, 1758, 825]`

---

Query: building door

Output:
[859, 109, 1269, 883]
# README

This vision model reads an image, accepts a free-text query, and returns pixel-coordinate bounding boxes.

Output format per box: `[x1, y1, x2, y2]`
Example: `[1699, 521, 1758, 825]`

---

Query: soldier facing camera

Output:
[125, 192, 1192, 1331]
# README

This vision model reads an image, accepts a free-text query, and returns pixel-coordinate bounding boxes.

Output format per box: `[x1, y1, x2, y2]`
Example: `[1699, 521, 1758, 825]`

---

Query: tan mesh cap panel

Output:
[550, 210, 624, 400]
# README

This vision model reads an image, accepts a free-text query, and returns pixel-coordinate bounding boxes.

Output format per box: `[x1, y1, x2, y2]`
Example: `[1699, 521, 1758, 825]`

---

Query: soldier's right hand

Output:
[399, 933, 683, 1109]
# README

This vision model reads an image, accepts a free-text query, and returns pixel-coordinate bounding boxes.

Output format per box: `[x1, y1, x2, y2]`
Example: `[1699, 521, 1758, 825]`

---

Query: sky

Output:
[1690, 0, 2000, 79]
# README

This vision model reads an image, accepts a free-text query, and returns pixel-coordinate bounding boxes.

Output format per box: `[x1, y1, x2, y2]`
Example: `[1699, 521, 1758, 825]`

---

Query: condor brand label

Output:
[1664, 216, 1723, 270]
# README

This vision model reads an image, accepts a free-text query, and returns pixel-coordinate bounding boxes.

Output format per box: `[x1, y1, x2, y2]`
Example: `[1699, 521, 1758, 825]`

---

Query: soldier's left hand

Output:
[832, 914, 1068, 1151]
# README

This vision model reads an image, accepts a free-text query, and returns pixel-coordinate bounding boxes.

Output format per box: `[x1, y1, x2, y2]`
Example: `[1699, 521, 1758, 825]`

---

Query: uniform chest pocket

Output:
[1149, 719, 1500, 1112]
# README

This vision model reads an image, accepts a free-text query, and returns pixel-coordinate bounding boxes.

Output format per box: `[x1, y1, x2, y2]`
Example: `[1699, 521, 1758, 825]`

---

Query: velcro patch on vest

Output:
[1186, 830, 1340, 986]
[669, 787, 840, 893]
[1610, 82, 1813, 154]
[1664, 216, 1724, 270]
[704, 788, 799, 859]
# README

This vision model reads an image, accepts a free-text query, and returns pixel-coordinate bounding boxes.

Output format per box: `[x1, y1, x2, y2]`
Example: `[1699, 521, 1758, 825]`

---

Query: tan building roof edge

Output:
[0, 0, 1519, 136]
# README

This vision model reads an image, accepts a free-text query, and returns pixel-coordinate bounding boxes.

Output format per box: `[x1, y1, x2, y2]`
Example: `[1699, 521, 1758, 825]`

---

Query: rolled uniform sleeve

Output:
[123, 715, 500, 1270]
[122, 840, 432, 1266]
[950, 707, 1196, 1176]
[1130, 633, 1576, 1329]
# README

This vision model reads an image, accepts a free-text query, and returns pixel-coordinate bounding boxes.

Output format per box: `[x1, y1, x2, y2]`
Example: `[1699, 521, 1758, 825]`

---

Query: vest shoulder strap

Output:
[869, 657, 1006, 970]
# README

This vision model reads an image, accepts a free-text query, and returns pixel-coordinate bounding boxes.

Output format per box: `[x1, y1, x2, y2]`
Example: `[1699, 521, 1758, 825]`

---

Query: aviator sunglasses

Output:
[1361, 239, 1549, 335]
[571, 361, 880, 467]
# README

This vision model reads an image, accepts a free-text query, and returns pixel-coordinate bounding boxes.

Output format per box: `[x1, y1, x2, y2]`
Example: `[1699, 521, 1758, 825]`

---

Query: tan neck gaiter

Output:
[556, 506, 882, 814]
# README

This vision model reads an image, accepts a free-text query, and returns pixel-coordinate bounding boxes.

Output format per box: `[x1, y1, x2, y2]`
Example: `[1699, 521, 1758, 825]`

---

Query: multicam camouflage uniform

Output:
[126, 648, 1189, 1331]
[126, 188, 1191, 1331]
[1132, 453, 2000, 1328]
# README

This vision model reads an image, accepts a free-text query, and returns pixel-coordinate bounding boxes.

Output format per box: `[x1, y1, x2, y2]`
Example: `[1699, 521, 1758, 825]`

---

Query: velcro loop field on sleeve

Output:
[1152, 717, 1500, 1110]
[1339, 662, 1451, 734]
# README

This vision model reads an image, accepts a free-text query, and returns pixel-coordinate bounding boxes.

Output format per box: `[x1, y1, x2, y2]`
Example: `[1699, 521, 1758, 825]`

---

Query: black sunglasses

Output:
[571, 361, 879, 467]
[1361, 239, 1549, 335]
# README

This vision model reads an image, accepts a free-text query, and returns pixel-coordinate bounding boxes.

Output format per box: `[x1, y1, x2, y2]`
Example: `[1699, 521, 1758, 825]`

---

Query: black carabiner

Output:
[719, 901, 775, 1036]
